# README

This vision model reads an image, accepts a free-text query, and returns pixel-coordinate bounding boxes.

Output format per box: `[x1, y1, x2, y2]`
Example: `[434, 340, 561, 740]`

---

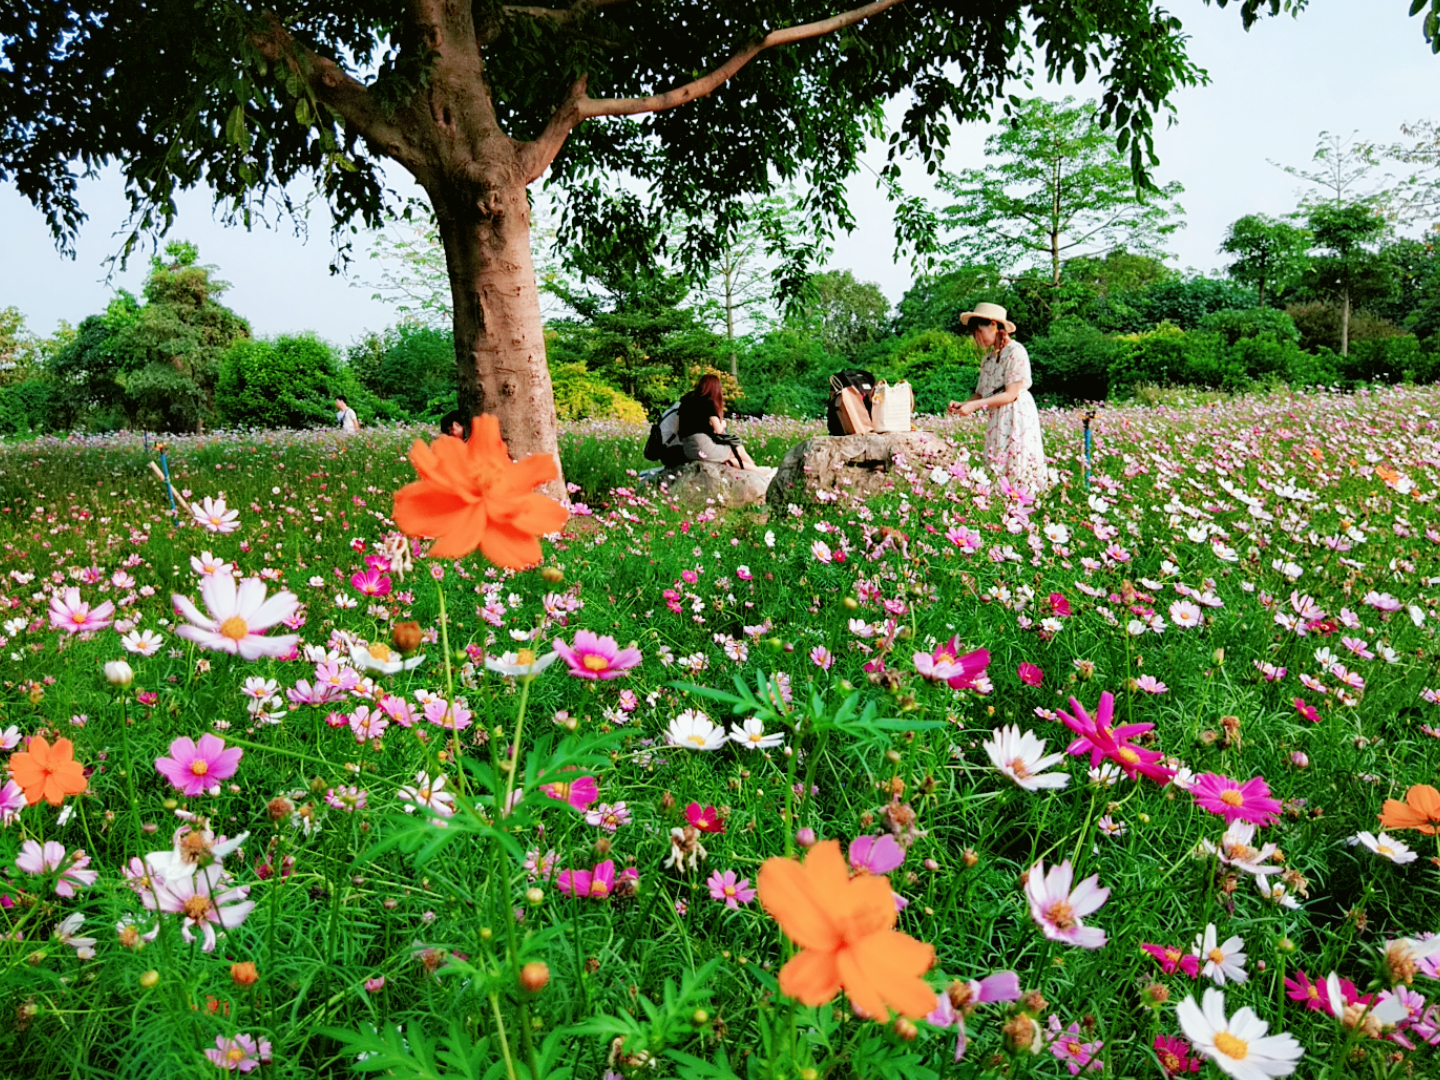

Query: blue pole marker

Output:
[160, 452, 177, 514]
[1081, 408, 1097, 488]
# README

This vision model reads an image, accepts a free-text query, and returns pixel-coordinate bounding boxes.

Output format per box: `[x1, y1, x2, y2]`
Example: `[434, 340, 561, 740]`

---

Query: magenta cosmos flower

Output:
[155, 734, 243, 797]
[1025, 858, 1109, 949]
[552, 630, 642, 680]
[1017, 662, 1044, 687]
[557, 860, 617, 900]
[540, 773, 599, 812]
[1143, 942, 1201, 978]
[1191, 773, 1282, 827]
[205, 1033, 271, 1072]
[350, 568, 392, 597]
[926, 971, 1022, 1061]
[1153, 1034, 1201, 1076]
[48, 588, 115, 634]
[172, 574, 299, 660]
[1058, 692, 1174, 784]
[913, 636, 990, 690]
[706, 869, 756, 909]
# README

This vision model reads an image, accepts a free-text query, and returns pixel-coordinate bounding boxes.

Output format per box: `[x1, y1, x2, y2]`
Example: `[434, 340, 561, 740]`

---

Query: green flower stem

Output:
[499, 674, 533, 819]
[488, 990, 519, 1080]
[435, 577, 465, 798]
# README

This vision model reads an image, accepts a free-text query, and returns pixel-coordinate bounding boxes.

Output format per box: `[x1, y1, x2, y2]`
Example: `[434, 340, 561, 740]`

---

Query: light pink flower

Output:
[397, 772, 456, 818]
[925, 972, 1022, 1061]
[15, 840, 98, 897]
[809, 645, 833, 671]
[0, 779, 25, 825]
[1025, 858, 1108, 949]
[155, 865, 254, 951]
[552, 630, 642, 680]
[48, 588, 115, 634]
[155, 734, 243, 797]
[204, 1033, 271, 1072]
[540, 774, 599, 812]
[172, 574, 299, 660]
[191, 495, 241, 534]
[914, 636, 990, 690]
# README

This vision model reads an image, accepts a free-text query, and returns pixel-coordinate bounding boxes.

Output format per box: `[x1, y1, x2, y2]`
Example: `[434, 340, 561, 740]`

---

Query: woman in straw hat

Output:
[947, 302, 1049, 496]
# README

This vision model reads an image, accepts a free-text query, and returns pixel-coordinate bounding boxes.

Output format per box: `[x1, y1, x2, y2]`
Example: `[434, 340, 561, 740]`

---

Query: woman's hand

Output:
[949, 400, 981, 418]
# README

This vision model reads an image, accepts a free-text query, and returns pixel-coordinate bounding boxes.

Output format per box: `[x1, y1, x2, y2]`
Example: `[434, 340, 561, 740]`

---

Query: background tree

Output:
[5, 0, 1281, 487]
[216, 334, 344, 429]
[1219, 214, 1311, 307]
[1272, 130, 1388, 210]
[796, 269, 891, 358]
[925, 96, 1186, 286]
[1305, 202, 1390, 356]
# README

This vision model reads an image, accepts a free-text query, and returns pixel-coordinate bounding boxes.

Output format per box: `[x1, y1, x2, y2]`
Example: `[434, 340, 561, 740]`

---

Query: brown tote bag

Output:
[837, 386, 874, 435]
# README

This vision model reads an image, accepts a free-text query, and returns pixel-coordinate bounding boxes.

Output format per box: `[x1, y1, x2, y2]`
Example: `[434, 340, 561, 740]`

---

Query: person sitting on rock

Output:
[678, 374, 759, 471]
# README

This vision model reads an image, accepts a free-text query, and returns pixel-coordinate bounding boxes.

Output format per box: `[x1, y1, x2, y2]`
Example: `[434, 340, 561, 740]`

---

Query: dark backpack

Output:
[826, 369, 877, 435]
[643, 400, 689, 468]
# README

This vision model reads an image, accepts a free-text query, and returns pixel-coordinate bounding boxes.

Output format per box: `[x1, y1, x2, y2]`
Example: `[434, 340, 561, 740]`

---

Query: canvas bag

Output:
[870, 380, 913, 433]
[836, 386, 874, 435]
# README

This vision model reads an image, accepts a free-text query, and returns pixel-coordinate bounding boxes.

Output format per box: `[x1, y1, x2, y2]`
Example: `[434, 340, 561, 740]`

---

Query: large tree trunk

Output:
[429, 174, 562, 498]
[1341, 287, 1350, 357]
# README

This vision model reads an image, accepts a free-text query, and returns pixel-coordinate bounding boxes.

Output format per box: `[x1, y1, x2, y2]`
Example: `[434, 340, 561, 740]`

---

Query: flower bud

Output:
[892, 1017, 918, 1041]
[391, 621, 423, 655]
[139, 969, 159, 989]
[105, 660, 134, 687]
[691, 1009, 709, 1027]
[518, 961, 549, 994]
[1289, 751, 1309, 769]
[231, 961, 259, 987]
[540, 566, 564, 584]
[1277, 937, 1296, 954]
[795, 828, 817, 849]
[842, 597, 859, 610]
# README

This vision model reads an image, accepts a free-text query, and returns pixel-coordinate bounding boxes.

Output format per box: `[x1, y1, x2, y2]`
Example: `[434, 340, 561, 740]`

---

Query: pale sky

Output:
[2, 2, 1436, 345]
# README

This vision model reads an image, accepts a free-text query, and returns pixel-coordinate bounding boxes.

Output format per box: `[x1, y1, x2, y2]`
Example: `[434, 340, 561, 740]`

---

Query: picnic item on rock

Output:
[870, 380, 913, 433]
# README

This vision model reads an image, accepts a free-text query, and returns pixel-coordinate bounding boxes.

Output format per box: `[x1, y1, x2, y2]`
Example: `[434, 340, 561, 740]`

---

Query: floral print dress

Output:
[975, 340, 1049, 495]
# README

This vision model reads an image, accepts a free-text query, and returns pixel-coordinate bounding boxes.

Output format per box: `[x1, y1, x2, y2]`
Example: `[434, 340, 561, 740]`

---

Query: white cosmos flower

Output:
[191, 496, 240, 534]
[1322, 972, 1408, 1026]
[190, 551, 234, 577]
[983, 725, 1069, 790]
[120, 628, 165, 656]
[54, 912, 97, 959]
[665, 710, 726, 751]
[1177, 987, 1303, 1080]
[1199, 820, 1282, 876]
[349, 642, 427, 676]
[1351, 831, 1418, 865]
[171, 575, 299, 661]
[1044, 523, 1070, 545]
[1255, 875, 1300, 909]
[1170, 600, 1203, 628]
[1193, 924, 1248, 986]
[728, 717, 784, 750]
[484, 649, 559, 679]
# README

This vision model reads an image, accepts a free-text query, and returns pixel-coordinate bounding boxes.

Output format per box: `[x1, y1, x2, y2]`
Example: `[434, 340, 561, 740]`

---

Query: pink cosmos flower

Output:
[540, 774, 599, 812]
[205, 1034, 271, 1073]
[1048, 1015, 1103, 1075]
[557, 859, 617, 900]
[172, 574, 299, 660]
[914, 636, 991, 691]
[349, 706, 389, 743]
[848, 834, 905, 874]
[1292, 698, 1320, 723]
[1143, 943, 1201, 978]
[1284, 970, 1327, 1011]
[350, 568, 393, 597]
[1058, 692, 1174, 784]
[15, 840, 98, 897]
[685, 802, 725, 833]
[552, 630, 643, 680]
[191, 495, 241, 534]
[1018, 662, 1044, 687]
[1049, 593, 1072, 617]
[422, 698, 473, 731]
[925, 972, 1022, 1061]
[287, 679, 340, 707]
[379, 694, 419, 727]
[585, 801, 631, 831]
[0, 779, 24, 825]
[1191, 773, 1282, 827]
[1153, 1034, 1201, 1076]
[154, 865, 254, 952]
[810, 645, 833, 671]
[48, 588, 115, 634]
[155, 734, 243, 797]
[706, 869, 756, 909]
[1025, 858, 1109, 949]
[397, 772, 456, 818]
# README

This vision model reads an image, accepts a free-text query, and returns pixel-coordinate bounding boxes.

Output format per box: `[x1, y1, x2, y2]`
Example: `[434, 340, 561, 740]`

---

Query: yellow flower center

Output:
[724, 885, 736, 897]
[582, 654, 610, 672]
[1208, 947, 1226, 964]
[1213, 1032, 1248, 1061]
[1046, 901, 1076, 930]
[589, 878, 609, 898]
[1067, 1042, 1084, 1055]
[190, 760, 209, 776]
[368, 643, 392, 661]
[516, 649, 535, 666]
[935, 652, 955, 666]
[1219, 789, 1245, 807]
[182, 895, 213, 921]
[219, 616, 249, 641]
[1009, 757, 1032, 779]
[1116, 747, 1140, 764]
[1377, 844, 1394, 857]
[72, 611, 88, 625]
[227, 1048, 246, 1065]
[686, 735, 708, 747]
[1160, 1052, 1180, 1070]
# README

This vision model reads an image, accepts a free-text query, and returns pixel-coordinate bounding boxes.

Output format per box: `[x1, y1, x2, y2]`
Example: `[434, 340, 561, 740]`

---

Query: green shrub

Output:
[1137, 277, 1257, 329]
[549, 361, 648, 423]
[1109, 326, 1234, 394]
[0, 378, 61, 436]
[1286, 347, 1343, 388]
[1341, 335, 1420, 385]
[215, 334, 341, 430]
[1027, 321, 1122, 404]
[1228, 337, 1304, 384]
[349, 325, 457, 419]
[1197, 307, 1301, 346]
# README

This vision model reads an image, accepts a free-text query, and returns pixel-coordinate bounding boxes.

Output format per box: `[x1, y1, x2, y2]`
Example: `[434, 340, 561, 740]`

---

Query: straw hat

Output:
[959, 302, 1016, 334]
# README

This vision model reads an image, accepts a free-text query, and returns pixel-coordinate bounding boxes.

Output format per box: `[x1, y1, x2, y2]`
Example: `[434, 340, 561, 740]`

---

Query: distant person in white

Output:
[335, 397, 360, 433]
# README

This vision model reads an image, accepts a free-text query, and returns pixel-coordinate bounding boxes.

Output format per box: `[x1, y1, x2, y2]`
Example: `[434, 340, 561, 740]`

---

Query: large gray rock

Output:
[767, 430, 948, 507]
[644, 461, 773, 507]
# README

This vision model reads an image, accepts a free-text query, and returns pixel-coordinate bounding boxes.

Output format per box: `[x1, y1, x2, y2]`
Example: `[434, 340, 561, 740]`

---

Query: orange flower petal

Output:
[838, 930, 937, 1021]
[479, 523, 545, 571]
[1408, 784, 1440, 821]
[758, 842, 847, 952]
[778, 948, 843, 1007]
[503, 492, 571, 537]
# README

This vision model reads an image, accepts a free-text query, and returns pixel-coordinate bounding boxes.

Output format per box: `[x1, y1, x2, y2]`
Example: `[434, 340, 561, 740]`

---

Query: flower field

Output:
[3, 387, 1440, 1079]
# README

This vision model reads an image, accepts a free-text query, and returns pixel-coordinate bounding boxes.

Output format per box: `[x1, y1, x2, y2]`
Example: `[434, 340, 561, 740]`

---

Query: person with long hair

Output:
[677, 373, 759, 471]
[947, 302, 1049, 496]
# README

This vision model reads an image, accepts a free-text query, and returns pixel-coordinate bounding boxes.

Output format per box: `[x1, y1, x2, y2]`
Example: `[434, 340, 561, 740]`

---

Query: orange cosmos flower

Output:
[392, 414, 569, 569]
[10, 735, 88, 806]
[1379, 784, 1440, 835]
[757, 839, 935, 1020]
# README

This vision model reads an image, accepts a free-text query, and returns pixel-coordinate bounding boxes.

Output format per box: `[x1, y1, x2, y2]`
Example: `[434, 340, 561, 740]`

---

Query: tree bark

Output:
[1341, 286, 1350, 357]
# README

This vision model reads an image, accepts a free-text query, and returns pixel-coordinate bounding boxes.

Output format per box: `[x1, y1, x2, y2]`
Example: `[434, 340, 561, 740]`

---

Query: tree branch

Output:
[504, 0, 636, 22]
[249, 14, 420, 173]
[517, 0, 907, 180]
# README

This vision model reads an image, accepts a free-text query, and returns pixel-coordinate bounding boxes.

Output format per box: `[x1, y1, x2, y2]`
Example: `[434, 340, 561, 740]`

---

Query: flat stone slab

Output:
[643, 461, 772, 507]
[766, 430, 947, 507]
